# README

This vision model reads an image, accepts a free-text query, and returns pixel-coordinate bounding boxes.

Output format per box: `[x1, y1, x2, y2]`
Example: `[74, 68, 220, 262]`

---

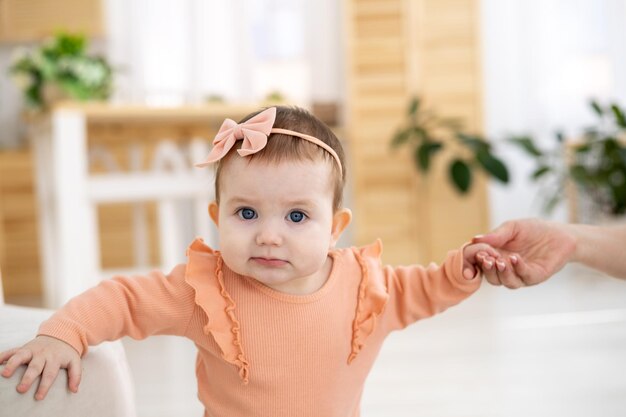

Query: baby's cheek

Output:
[219, 244, 246, 273]
[305, 242, 332, 270]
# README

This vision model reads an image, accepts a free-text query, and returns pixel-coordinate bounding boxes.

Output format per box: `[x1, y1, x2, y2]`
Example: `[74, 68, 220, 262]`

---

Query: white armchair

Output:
[0, 276, 136, 417]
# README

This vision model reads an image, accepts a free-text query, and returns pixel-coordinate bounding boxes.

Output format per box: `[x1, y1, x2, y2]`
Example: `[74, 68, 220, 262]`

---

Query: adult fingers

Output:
[472, 221, 516, 247]
[34, 361, 62, 400]
[17, 356, 45, 393]
[495, 258, 524, 289]
[481, 257, 502, 286]
[510, 255, 537, 285]
[67, 358, 82, 393]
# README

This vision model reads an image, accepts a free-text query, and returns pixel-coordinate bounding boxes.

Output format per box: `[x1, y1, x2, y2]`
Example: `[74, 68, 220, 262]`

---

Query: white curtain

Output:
[104, 0, 341, 107]
[481, 0, 626, 226]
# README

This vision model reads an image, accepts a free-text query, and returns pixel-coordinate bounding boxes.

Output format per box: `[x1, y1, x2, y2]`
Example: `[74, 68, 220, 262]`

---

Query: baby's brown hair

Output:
[214, 106, 346, 211]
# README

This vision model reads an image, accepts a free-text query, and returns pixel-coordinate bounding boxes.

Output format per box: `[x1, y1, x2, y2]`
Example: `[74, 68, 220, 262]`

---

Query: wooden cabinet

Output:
[345, 0, 488, 265]
[0, 0, 103, 42]
[0, 149, 42, 299]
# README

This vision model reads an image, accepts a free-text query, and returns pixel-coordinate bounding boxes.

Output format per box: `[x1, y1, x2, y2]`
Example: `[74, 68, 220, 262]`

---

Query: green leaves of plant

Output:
[508, 136, 542, 156]
[391, 129, 412, 148]
[532, 166, 551, 179]
[572, 102, 626, 214]
[8, 31, 113, 110]
[457, 133, 488, 152]
[476, 150, 509, 183]
[570, 164, 590, 184]
[610, 175, 626, 215]
[408, 97, 420, 116]
[53, 32, 86, 56]
[415, 141, 443, 171]
[611, 104, 626, 128]
[391, 96, 512, 194]
[457, 133, 509, 185]
[590, 100, 603, 117]
[391, 97, 626, 214]
[450, 159, 471, 193]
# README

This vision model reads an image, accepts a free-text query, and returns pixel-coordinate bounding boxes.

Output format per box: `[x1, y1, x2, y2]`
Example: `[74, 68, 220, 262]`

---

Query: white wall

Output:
[481, 0, 626, 227]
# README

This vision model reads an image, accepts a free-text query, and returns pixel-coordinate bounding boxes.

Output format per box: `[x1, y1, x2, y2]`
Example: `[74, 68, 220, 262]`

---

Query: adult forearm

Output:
[570, 223, 626, 279]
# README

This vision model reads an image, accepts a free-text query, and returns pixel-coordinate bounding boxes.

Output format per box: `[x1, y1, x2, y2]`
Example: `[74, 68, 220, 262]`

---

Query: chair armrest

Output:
[0, 305, 136, 417]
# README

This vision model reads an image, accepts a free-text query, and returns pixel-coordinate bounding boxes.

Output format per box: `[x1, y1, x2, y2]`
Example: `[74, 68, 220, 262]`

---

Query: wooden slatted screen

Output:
[346, 0, 488, 265]
[0, 0, 103, 42]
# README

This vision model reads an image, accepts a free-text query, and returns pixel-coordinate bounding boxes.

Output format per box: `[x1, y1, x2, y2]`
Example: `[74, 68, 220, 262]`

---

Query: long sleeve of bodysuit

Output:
[380, 246, 481, 332]
[37, 264, 196, 356]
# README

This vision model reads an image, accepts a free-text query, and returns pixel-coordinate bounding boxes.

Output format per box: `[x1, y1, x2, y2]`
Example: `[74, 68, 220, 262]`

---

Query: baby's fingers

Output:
[1, 349, 33, 378]
[0, 348, 19, 365]
[35, 361, 61, 400]
[17, 356, 45, 394]
[480, 257, 501, 286]
[475, 251, 488, 262]
[462, 264, 477, 280]
[67, 358, 82, 393]
[479, 246, 502, 259]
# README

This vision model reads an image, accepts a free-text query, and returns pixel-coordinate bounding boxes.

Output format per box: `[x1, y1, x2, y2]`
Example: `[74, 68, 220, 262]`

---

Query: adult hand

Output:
[472, 219, 576, 288]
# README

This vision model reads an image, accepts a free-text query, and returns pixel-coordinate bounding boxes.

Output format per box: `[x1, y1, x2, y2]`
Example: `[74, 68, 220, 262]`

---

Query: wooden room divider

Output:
[345, 0, 488, 265]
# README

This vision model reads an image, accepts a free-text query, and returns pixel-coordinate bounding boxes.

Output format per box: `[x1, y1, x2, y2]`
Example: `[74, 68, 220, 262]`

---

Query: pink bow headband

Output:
[195, 107, 343, 175]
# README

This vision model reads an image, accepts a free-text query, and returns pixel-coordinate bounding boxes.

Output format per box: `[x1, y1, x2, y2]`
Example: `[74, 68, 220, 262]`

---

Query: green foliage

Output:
[509, 100, 626, 216]
[450, 159, 471, 192]
[265, 90, 286, 102]
[391, 97, 510, 194]
[205, 94, 226, 103]
[8, 32, 113, 110]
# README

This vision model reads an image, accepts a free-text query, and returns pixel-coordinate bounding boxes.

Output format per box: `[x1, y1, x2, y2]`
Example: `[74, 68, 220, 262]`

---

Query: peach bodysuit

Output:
[39, 238, 480, 417]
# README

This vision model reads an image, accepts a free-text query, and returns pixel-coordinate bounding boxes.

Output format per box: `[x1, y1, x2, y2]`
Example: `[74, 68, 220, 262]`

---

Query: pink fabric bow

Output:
[195, 107, 277, 167]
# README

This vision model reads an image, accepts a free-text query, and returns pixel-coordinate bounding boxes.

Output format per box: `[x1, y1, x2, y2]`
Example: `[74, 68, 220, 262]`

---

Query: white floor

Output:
[122, 264, 626, 417]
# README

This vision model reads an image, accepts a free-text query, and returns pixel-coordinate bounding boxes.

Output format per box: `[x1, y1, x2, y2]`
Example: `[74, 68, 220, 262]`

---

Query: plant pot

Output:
[42, 84, 71, 108]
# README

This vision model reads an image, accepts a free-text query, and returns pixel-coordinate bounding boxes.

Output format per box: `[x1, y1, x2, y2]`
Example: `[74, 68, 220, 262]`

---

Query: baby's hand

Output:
[462, 242, 504, 280]
[471, 246, 529, 289]
[0, 335, 81, 400]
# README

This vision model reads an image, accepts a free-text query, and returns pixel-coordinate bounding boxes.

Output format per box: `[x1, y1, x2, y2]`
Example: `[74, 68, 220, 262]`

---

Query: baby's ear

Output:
[208, 201, 219, 226]
[330, 208, 352, 247]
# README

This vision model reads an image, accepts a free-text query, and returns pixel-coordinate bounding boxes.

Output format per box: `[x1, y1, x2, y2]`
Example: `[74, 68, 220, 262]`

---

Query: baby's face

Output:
[211, 156, 341, 294]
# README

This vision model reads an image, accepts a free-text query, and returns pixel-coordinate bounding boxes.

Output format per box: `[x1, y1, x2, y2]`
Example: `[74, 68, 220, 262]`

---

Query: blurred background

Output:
[0, 0, 625, 416]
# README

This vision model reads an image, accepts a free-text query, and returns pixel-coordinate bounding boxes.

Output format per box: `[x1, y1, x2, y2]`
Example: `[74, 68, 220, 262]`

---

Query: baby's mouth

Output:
[251, 257, 288, 267]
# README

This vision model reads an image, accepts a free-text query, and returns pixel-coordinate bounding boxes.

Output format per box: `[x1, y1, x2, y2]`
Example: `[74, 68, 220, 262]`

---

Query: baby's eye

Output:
[288, 210, 306, 223]
[238, 208, 257, 220]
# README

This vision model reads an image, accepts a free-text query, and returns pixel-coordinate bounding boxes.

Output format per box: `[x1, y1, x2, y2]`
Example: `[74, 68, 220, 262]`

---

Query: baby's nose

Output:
[255, 225, 283, 246]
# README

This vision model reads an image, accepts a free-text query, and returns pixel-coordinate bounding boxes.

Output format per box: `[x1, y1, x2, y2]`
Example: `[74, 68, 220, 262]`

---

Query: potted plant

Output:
[509, 100, 626, 220]
[391, 97, 510, 193]
[8, 32, 113, 111]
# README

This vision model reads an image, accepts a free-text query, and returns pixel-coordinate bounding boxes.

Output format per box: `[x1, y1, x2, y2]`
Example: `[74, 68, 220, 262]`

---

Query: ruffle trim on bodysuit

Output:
[185, 238, 389, 374]
[348, 239, 389, 363]
[185, 238, 250, 384]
